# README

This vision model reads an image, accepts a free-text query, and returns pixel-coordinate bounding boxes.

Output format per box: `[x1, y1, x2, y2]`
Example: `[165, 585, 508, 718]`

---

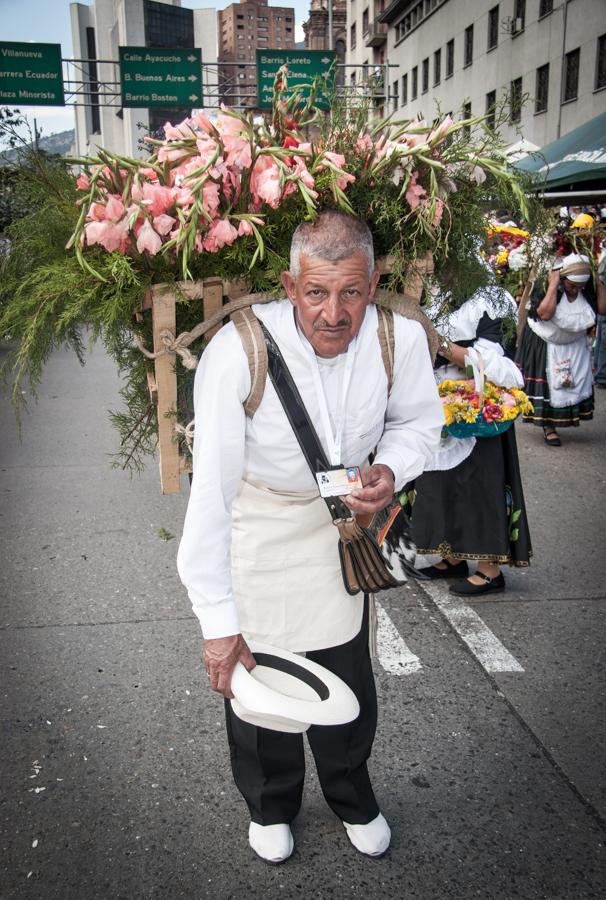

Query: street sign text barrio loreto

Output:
[119, 47, 202, 108]
[0, 42, 64, 106]
[256, 50, 336, 109]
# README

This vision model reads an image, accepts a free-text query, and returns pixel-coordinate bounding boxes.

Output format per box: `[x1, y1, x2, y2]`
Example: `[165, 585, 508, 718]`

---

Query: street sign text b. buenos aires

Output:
[119, 47, 202, 108]
[0, 42, 64, 106]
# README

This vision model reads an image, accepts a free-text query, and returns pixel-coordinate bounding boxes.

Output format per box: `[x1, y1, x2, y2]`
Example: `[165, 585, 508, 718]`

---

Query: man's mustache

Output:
[314, 319, 351, 330]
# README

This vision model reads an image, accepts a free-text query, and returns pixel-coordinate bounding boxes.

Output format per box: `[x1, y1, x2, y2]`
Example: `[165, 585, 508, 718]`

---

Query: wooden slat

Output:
[151, 284, 181, 495]
[204, 281, 225, 339]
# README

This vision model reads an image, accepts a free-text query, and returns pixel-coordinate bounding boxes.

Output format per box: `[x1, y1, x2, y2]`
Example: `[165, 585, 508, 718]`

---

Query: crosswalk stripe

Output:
[375, 601, 422, 675]
[421, 581, 524, 673]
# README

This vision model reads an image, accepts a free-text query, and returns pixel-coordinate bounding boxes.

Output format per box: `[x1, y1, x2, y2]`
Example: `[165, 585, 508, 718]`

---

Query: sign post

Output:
[119, 47, 202, 108]
[256, 50, 336, 109]
[0, 42, 64, 106]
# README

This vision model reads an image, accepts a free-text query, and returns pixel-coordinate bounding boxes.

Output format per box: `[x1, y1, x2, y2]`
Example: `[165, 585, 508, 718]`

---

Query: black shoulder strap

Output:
[259, 321, 352, 522]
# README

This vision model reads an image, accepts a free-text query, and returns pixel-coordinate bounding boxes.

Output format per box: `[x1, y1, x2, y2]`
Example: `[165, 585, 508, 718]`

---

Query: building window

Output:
[422, 57, 429, 92]
[535, 63, 549, 113]
[539, 0, 553, 16]
[563, 47, 580, 101]
[464, 25, 473, 67]
[350, 22, 356, 49]
[488, 6, 499, 51]
[411, 65, 418, 99]
[486, 89, 496, 129]
[434, 48, 441, 85]
[402, 72, 408, 104]
[462, 101, 471, 136]
[513, 0, 525, 33]
[510, 76, 522, 122]
[363, 7, 369, 34]
[143, 0, 194, 49]
[446, 38, 454, 77]
[392, 78, 399, 111]
[596, 34, 606, 90]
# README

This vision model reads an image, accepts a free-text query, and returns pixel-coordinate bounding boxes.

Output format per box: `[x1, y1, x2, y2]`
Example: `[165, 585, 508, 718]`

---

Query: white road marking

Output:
[421, 581, 524, 673]
[375, 601, 422, 675]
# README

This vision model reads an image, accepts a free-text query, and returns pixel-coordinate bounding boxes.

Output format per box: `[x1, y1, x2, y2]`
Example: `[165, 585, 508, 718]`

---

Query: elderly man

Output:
[177, 210, 443, 863]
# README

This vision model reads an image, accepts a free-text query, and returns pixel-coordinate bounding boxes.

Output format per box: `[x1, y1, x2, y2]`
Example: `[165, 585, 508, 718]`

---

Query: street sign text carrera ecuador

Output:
[119, 47, 202, 108]
[256, 50, 336, 109]
[0, 42, 64, 106]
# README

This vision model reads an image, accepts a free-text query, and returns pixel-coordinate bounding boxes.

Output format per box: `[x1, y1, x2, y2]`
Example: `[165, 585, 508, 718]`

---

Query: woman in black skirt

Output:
[409, 288, 532, 596]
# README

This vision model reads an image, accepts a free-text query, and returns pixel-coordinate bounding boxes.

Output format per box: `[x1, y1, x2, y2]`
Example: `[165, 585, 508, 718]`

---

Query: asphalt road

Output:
[1, 341, 605, 900]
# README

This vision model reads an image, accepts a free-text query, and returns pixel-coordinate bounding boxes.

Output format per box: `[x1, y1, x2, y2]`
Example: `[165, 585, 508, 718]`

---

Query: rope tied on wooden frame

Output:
[174, 418, 195, 453]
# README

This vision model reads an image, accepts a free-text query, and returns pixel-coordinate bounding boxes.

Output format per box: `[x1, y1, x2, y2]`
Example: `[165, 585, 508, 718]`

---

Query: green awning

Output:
[515, 111, 606, 189]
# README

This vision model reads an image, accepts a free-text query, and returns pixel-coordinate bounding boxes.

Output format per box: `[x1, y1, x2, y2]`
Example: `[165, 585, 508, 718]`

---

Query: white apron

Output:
[231, 477, 364, 652]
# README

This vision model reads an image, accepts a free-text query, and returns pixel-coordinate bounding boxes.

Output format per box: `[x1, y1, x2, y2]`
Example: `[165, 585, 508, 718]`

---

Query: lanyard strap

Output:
[304, 333, 358, 466]
[260, 322, 352, 522]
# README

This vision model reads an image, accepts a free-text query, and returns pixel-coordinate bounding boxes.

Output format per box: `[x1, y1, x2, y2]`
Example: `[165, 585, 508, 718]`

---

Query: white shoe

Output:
[343, 812, 391, 857]
[248, 822, 294, 864]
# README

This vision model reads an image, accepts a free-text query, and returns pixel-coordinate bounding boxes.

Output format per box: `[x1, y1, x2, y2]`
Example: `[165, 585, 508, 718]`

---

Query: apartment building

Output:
[70, 0, 217, 157]
[218, 0, 296, 107]
[347, 0, 606, 146]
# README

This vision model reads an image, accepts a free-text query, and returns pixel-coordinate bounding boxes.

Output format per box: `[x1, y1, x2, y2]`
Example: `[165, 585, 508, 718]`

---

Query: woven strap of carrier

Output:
[231, 307, 268, 418]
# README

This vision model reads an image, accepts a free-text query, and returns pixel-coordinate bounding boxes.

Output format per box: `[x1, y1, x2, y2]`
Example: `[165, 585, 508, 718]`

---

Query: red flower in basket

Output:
[482, 403, 503, 423]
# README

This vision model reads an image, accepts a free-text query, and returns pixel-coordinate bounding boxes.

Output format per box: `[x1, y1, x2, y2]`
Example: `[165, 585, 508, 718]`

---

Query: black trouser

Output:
[224, 600, 379, 826]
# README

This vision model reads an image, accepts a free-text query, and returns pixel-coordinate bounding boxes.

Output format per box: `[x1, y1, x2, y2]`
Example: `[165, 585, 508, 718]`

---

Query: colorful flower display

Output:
[438, 378, 533, 437]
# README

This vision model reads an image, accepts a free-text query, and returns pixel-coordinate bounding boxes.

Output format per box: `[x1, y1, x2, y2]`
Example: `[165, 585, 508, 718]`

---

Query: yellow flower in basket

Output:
[437, 378, 533, 438]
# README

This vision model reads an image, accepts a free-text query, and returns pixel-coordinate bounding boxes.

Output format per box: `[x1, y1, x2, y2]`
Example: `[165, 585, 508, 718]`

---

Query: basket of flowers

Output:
[438, 377, 533, 438]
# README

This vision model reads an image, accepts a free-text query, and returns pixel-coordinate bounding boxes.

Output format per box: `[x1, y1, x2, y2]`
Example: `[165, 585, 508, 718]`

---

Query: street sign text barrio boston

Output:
[119, 47, 202, 108]
[0, 42, 64, 106]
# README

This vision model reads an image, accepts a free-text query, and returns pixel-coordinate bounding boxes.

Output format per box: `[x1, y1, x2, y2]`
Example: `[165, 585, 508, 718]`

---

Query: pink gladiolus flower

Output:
[202, 217, 238, 252]
[89, 202, 108, 222]
[355, 134, 373, 154]
[406, 171, 426, 210]
[191, 112, 215, 134]
[202, 181, 221, 217]
[173, 186, 195, 208]
[429, 115, 454, 143]
[318, 150, 346, 169]
[237, 219, 254, 236]
[153, 214, 176, 236]
[250, 156, 282, 209]
[136, 219, 163, 256]
[223, 134, 252, 170]
[85, 218, 130, 253]
[76, 173, 90, 190]
[336, 171, 356, 190]
[105, 195, 125, 221]
[141, 183, 174, 217]
[163, 119, 194, 141]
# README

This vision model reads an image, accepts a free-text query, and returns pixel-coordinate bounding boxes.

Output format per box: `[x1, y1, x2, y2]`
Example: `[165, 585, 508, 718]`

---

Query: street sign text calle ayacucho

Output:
[256, 50, 336, 109]
[0, 41, 64, 106]
[119, 47, 202, 108]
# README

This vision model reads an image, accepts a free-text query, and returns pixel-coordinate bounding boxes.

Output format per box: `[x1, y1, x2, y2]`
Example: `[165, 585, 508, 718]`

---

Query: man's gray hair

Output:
[289, 210, 375, 278]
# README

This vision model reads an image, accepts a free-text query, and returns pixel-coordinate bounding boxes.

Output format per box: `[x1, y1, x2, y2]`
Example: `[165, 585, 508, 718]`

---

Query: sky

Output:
[0, 0, 310, 139]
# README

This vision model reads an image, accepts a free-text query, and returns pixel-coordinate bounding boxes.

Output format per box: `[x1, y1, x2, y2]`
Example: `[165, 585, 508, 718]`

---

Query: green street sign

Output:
[0, 41, 64, 106]
[256, 50, 336, 109]
[119, 46, 202, 108]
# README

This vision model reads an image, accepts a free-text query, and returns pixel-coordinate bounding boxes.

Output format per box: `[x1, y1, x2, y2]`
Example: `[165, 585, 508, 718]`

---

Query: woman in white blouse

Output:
[516, 254, 596, 446]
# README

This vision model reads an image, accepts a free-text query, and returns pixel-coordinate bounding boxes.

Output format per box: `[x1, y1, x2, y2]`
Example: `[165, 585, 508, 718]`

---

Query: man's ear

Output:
[281, 271, 296, 305]
[368, 268, 381, 301]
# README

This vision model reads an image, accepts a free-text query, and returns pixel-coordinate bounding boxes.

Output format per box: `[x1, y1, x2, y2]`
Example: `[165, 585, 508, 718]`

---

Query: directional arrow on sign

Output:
[321, 56, 331, 64]
[189, 94, 199, 102]
[322, 71, 331, 77]
[187, 55, 197, 62]
[188, 74, 198, 81]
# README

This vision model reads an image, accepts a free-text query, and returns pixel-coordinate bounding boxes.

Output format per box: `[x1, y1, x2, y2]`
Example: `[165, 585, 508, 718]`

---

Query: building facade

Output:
[217, 0, 295, 108]
[346, 0, 606, 147]
[70, 0, 217, 157]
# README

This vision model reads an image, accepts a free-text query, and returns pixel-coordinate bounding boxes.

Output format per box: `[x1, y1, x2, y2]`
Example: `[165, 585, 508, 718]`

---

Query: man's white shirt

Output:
[177, 300, 444, 639]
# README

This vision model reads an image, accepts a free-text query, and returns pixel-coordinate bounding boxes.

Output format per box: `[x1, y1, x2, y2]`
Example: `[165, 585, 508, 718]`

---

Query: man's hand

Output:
[343, 463, 395, 516]
[203, 634, 256, 699]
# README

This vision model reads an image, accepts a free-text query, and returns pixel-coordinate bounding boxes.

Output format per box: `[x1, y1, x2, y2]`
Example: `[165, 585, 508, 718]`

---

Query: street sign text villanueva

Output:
[119, 47, 202, 108]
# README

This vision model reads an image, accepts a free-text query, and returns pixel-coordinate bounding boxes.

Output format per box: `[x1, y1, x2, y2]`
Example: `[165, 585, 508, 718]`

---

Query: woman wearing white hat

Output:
[516, 254, 597, 446]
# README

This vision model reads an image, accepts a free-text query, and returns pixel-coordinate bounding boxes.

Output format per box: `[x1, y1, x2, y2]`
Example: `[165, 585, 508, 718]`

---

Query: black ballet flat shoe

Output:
[449, 572, 505, 596]
[419, 560, 469, 580]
